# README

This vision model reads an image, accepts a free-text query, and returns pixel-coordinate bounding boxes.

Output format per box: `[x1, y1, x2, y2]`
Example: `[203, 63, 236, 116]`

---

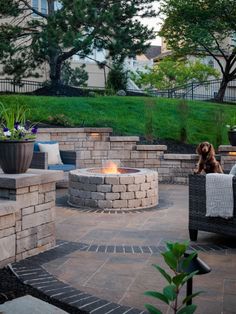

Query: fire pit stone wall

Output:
[68, 168, 158, 210]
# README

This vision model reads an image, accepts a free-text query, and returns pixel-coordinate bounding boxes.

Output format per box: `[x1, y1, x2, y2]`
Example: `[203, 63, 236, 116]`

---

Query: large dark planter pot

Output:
[228, 131, 236, 146]
[0, 140, 35, 174]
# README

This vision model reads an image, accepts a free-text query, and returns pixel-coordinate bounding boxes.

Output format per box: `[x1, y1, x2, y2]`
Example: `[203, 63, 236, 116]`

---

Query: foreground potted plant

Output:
[0, 104, 37, 174]
[226, 118, 236, 146]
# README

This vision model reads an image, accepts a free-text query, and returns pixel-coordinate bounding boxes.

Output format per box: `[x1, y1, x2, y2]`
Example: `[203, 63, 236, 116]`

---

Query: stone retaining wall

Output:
[37, 128, 236, 184]
[0, 169, 63, 267]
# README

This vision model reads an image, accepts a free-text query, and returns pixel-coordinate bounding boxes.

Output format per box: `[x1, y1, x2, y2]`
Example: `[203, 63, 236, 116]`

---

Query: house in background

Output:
[125, 46, 161, 90]
[0, 0, 161, 90]
[152, 37, 236, 101]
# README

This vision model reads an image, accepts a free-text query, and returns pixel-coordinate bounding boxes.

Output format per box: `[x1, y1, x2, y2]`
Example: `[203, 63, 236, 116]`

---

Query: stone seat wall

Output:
[0, 170, 63, 267]
[37, 128, 236, 184]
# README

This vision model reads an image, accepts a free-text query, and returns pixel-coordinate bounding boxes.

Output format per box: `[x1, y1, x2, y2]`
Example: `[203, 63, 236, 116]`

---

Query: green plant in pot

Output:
[0, 103, 37, 174]
[226, 117, 236, 146]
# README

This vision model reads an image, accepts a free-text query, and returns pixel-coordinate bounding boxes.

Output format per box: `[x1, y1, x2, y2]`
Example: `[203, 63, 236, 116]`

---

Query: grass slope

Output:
[0, 95, 235, 146]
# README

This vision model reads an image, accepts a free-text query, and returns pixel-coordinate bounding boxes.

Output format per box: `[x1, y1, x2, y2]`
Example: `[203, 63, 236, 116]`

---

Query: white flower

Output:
[18, 126, 26, 131]
[4, 130, 11, 137]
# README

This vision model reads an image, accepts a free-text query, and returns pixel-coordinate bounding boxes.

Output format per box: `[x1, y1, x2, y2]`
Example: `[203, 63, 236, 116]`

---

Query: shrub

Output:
[177, 100, 189, 143]
[144, 98, 155, 144]
[47, 114, 73, 127]
[116, 90, 126, 96]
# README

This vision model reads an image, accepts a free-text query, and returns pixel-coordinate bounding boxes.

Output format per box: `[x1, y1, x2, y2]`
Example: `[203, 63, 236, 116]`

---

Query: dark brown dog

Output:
[194, 142, 223, 174]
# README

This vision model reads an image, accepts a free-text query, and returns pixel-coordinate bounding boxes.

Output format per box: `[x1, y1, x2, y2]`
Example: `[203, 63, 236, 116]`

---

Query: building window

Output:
[32, 0, 48, 16]
[32, 0, 39, 16]
[41, 0, 47, 14]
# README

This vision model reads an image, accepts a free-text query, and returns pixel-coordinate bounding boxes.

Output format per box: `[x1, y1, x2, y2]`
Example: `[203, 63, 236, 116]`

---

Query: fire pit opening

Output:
[68, 161, 158, 211]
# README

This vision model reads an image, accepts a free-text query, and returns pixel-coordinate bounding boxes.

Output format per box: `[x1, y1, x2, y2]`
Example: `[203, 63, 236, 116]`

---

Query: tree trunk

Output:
[49, 58, 62, 87]
[47, 0, 62, 87]
[214, 78, 229, 102]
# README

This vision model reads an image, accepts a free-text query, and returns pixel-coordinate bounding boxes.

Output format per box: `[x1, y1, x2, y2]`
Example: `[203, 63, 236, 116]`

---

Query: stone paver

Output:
[0, 295, 68, 313]
[10, 184, 236, 314]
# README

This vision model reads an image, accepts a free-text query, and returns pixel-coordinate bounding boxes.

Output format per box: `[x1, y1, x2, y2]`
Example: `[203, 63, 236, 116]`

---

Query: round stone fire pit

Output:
[68, 167, 158, 211]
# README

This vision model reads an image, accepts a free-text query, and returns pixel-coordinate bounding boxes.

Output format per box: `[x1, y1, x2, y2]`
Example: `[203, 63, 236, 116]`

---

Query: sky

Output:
[142, 1, 162, 46]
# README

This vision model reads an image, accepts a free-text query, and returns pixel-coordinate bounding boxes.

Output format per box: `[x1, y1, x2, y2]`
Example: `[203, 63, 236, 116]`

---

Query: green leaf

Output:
[177, 304, 197, 314]
[162, 251, 177, 270]
[172, 273, 186, 286]
[166, 242, 174, 251]
[144, 291, 169, 305]
[172, 242, 188, 258]
[152, 264, 172, 283]
[181, 252, 197, 270]
[182, 271, 199, 285]
[144, 303, 163, 314]
[163, 285, 177, 301]
[182, 291, 204, 304]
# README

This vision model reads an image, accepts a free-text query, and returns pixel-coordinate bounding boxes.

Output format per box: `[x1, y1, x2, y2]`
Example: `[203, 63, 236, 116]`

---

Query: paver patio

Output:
[12, 184, 236, 314]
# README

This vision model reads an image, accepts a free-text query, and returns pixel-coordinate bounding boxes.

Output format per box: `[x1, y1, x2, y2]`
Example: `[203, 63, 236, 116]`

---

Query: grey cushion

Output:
[230, 164, 236, 175]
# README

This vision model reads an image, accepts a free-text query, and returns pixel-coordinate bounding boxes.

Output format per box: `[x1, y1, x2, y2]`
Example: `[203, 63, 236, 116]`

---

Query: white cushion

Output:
[230, 164, 236, 175]
[38, 143, 63, 165]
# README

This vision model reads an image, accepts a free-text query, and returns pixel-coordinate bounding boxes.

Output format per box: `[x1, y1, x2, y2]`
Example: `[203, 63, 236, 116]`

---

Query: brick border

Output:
[10, 241, 147, 314]
[58, 195, 173, 214]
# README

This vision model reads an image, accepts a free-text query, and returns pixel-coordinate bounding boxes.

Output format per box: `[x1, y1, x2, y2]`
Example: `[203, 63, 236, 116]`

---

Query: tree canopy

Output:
[133, 57, 220, 90]
[0, 0, 156, 86]
[158, 0, 236, 102]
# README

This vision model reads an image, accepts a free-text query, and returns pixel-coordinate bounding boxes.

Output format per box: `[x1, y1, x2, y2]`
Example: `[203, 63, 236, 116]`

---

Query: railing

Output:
[0, 79, 44, 94]
[1, 78, 236, 102]
[151, 79, 236, 102]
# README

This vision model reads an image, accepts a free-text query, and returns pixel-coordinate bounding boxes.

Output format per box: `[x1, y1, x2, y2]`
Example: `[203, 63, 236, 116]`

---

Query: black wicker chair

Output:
[189, 174, 236, 241]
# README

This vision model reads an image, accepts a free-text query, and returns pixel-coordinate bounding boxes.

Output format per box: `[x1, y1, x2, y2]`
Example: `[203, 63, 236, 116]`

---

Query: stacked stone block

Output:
[0, 170, 63, 266]
[68, 168, 158, 210]
[38, 128, 234, 184]
[218, 145, 236, 173]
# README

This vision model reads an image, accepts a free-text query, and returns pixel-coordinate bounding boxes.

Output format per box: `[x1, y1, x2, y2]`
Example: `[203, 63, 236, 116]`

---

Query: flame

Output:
[102, 161, 121, 174]
[229, 152, 236, 156]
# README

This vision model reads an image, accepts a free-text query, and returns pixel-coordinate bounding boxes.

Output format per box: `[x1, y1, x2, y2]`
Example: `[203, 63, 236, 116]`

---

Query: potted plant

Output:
[226, 118, 236, 146]
[0, 103, 38, 174]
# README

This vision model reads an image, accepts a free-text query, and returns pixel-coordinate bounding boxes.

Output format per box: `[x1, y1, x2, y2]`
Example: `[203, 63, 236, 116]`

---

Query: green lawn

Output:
[0, 94, 235, 146]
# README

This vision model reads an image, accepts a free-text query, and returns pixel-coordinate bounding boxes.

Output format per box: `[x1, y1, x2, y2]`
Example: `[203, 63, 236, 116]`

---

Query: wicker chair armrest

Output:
[60, 150, 77, 165]
[30, 151, 48, 169]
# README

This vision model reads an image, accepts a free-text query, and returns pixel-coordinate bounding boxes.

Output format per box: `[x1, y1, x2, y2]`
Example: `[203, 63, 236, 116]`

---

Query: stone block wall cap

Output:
[38, 127, 113, 133]
[109, 136, 140, 142]
[0, 200, 20, 216]
[136, 145, 167, 151]
[83, 127, 113, 133]
[164, 154, 198, 160]
[218, 145, 236, 152]
[0, 169, 64, 189]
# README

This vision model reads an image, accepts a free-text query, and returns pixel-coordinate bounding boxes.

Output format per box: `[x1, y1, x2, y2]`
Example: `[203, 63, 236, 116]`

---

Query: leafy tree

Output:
[0, 0, 155, 87]
[61, 62, 88, 87]
[106, 62, 128, 92]
[158, 0, 236, 102]
[133, 57, 220, 90]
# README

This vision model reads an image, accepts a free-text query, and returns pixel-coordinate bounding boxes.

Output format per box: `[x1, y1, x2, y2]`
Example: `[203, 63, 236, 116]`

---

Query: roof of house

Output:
[144, 45, 162, 60]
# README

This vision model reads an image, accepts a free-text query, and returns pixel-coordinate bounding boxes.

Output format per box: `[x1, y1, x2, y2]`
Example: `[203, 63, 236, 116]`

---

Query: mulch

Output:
[139, 137, 196, 154]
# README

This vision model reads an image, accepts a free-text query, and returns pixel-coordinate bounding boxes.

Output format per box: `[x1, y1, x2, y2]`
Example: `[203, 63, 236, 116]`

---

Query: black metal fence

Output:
[0, 78, 236, 102]
[152, 79, 236, 103]
[0, 79, 44, 94]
